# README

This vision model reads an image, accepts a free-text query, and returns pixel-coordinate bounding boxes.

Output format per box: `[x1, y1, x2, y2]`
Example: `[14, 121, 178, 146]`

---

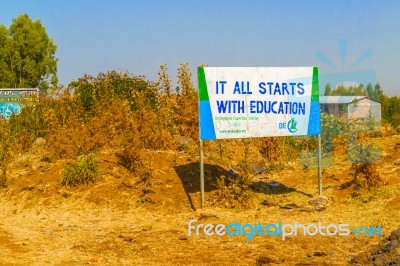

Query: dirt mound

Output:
[351, 228, 400, 265]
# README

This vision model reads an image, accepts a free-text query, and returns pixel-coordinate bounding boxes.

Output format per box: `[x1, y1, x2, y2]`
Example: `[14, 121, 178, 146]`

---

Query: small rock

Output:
[196, 209, 218, 220]
[395, 159, 400, 166]
[141, 225, 152, 231]
[17, 170, 32, 177]
[251, 164, 267, 175]
[142, 189, 154, 195]
[118, 234, 135, 242]
[313, 251, 327, 257]
[60, 192, 70, 198]
[268, 182, 280, 187]
[308, 196, 331, 207]
[300, 206, 314, 212]
[280, 203, 299, 210]
[256, 256, 280, 265]
[176, 136, 194, 150]
[227, 169, 235, 177]
[178, 236, 188, 240]
[32, 137, 46, 148]
[261, 198, 278, 207]
[315, 205, 325, 211]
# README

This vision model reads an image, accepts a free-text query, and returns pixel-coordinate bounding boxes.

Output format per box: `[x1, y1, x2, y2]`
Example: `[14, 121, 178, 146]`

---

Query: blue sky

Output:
[1, 0, 399, 96]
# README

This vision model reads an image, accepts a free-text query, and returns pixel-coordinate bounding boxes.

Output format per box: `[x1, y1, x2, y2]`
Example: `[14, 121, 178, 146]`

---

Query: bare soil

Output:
[0, 135, 400, 265]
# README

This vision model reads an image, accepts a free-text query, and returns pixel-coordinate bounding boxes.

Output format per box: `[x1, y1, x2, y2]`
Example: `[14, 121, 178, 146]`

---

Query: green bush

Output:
[60, 152, 98, 187]
[321, 113, 348, 153]
[347, 126, 383, 189]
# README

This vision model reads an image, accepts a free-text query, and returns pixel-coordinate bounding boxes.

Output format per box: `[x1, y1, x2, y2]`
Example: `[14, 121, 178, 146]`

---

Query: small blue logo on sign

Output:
[288, 118, 297, 133]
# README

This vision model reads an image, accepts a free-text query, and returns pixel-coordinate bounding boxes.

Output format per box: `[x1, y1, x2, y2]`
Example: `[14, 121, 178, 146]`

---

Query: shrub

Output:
[175, 63, 199, 140]
[117, 142, 143, 174]
[210, 175, 252, 208]
[133, 99, 174, 150]
[348, 143, 383, 189]
[257, 137, 285, 163]
[46, 98, 135, 160]
[321, 113, 348, 153]
[257, 137, 301, 165]
[350, 162, 383, 189]
[70, 71, 159, 115]
[60, 152, 98, 187]
[347, 115, 382, 188]
[116, 138, 154, 186]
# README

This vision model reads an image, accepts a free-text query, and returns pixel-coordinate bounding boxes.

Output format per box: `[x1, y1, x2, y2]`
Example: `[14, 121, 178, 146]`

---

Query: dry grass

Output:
[0, 134, 398, 265]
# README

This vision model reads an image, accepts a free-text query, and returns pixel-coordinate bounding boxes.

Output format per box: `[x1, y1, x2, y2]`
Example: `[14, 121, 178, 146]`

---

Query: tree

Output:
[157, 64, 172, 96]
[156, 64, 177, 134]
[177, 63, 196, 97]
[364, 82, 381, 101]
[0, 25, 12, 87]
[176, 63, 198, 138]
[324, 83, 332, 96]
[330, 83, 367, 96]
[366, 83, 374, 99]
[374, 83, 383, 101]
[0, 14, 58, 89]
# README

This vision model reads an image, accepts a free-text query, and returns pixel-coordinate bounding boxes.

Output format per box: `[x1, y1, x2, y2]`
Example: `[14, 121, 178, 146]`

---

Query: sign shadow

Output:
[174, 162, 228, 210]
[251, 180, 313, 198]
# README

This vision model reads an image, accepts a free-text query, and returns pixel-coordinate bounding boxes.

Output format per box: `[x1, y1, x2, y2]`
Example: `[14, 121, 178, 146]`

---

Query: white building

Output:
[320, 96, 381, 122]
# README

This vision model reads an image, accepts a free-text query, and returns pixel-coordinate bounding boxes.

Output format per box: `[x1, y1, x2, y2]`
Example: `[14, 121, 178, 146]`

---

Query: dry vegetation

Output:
[0, 64, 399, 265]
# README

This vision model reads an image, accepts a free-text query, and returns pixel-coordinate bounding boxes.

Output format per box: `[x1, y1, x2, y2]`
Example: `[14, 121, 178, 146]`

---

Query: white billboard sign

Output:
[198, 67, 320, 140]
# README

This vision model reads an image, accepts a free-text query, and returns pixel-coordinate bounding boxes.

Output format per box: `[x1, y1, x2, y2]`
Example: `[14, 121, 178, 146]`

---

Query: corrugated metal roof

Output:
[320, 96, 370, 104]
